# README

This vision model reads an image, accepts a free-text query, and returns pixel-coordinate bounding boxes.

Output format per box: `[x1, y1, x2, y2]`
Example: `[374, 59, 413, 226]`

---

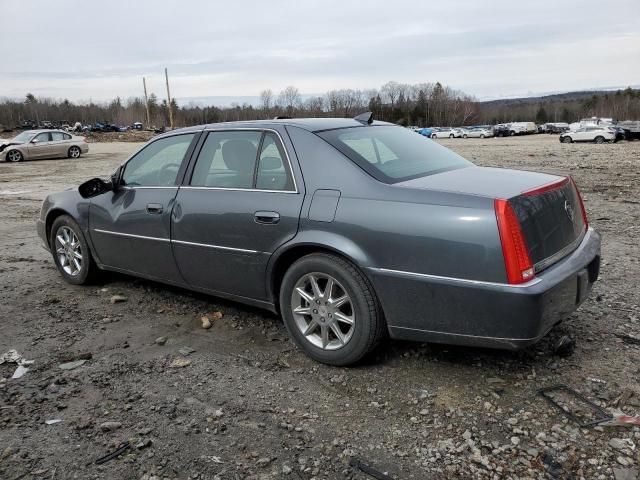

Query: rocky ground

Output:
[0, 135, 639, 480]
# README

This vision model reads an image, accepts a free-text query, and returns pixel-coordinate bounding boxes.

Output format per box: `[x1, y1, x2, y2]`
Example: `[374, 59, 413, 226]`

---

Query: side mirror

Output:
[78, 177, 113, 199]
[31, 139, 39, 144]
[110, 166, 123, 189]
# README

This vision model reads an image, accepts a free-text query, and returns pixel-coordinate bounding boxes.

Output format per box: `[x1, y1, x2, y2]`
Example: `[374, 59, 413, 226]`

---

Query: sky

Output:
[0, 0, 638, 105]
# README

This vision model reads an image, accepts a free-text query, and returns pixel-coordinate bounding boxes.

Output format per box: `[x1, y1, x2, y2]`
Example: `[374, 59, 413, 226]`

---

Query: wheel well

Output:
[270, 245, 356, 311]
[45, 209, 71, 246]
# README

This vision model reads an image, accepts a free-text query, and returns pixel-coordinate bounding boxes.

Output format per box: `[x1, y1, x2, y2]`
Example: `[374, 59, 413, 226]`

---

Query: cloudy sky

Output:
[1, 0, 638, 105]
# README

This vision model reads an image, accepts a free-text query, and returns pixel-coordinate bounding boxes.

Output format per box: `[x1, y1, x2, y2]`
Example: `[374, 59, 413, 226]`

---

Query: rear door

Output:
[89, 132, 198, 281]
[50, 131, 68, 157]
[27, 132, 53, 158]
[171, 127, 304, 301]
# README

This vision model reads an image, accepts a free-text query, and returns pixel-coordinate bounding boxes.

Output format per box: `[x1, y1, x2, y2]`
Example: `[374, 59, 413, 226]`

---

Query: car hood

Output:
[396, 166, 561, 200]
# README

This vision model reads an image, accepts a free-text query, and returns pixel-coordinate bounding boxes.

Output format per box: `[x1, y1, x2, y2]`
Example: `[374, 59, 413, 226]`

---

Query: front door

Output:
[27, 132, 55, 159]
[89, 132, 197, 282]
[171, 128, 304, 301]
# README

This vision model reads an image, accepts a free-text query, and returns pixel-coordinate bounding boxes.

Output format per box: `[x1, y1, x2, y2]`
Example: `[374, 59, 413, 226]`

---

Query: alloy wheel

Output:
[7, 150, 22, 162]
[69, 146, 81, 158]
[290, 272, 355, 350]
[55, 226, 82, 276]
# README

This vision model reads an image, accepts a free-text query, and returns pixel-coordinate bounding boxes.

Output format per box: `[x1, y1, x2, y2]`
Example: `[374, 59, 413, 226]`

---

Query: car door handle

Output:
[146, 203, 163, 214]
[254, 211, 280, 224]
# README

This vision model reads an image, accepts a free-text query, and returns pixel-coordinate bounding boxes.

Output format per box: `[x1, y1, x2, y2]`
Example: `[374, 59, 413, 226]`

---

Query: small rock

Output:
[463, 430, 472, 440]
[58, 360, 86, 370]
[486, 377, 505, 385]
[613, 467, 639, 480]
[282, 464, 292, 475]
[169, 358, 191, 368]
[610, 438, 634, 451]
[256, 457, 272, 467]
[155, 336, 167, 346]
[110, 295, 128, 304]
[136, 439, 153, 450]
[554, 335, 575, 357]
[617, 456, 631, 467]
[178, 347, 195, 356]
[100, 421, 122, 432]
[201, 316, 212, 329]
[511, 436, 520, 446]
[45, 419, 62, 425]
[211, 311, 223, 320]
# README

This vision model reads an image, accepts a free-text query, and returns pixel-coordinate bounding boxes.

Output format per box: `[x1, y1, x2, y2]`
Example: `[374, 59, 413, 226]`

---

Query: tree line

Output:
[1, 83, 638, 131]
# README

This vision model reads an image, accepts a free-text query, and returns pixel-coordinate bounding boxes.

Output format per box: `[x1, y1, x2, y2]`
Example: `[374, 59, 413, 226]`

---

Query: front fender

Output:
[38, 189, 95, 255]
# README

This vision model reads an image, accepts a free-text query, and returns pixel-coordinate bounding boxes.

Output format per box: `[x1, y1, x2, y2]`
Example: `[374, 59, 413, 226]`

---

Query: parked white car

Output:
[560, 126, 615, 144]
[463, 128, 494, 138]
[431, 128, 461, 139]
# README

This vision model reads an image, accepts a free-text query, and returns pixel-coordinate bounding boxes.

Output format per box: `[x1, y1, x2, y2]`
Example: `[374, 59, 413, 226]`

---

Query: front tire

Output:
[562, 136, 573, 143]
[49, 215, 97, 285]
[449, 134, 454, 138]
[280, 253, 385, 366]
[6, 150, 23, 162]
[431, 134, 437, 139]
[463, 134, 467, 139]
[594, 136, 605, 144]
[480, 134, 485, 138]
[68, 146, 81, 158]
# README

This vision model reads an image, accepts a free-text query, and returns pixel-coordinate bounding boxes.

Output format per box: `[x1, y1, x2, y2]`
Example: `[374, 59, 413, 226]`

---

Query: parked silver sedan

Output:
[1, 130, 89, 162]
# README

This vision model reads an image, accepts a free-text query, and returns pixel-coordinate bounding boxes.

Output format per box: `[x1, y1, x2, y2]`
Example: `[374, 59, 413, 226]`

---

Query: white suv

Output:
[431, 128, 461, 139]
[560, 126, 615, 144]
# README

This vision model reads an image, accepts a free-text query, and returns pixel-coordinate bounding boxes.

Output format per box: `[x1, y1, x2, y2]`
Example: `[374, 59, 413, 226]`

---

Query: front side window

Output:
[318, 125, 472, 183]
[122, 133, 195, 187]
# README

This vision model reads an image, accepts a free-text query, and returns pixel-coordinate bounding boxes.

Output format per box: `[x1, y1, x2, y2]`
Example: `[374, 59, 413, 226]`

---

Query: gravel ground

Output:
[0, 135, 639, 480]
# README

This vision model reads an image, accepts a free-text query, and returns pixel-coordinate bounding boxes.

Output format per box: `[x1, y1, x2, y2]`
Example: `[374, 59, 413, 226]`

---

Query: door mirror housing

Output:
[31, 139, 39, 144]
[78, 177, 113, 199]
[110, 165, 123, 189]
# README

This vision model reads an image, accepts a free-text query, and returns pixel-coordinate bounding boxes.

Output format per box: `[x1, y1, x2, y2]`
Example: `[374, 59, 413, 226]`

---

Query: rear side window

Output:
[318, 125, 472, 183]
[122, 133, 195, 187]
[63, 133, 71, 140]
[51, 132, 64, 141]
[190, 130, 294, 191]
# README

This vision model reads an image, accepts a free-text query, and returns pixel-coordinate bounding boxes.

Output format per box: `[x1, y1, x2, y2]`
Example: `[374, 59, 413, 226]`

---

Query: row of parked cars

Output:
[14, 120, 145, 133]
[415, 126, 495, 139]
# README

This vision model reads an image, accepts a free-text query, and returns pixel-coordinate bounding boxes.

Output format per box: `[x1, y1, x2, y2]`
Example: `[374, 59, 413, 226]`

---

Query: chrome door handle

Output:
[146, 203, 163, 214]
[254, 211, 280, 224]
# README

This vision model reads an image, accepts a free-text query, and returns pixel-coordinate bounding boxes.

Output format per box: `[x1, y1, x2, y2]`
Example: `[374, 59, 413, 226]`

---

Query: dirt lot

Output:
[1, 135, 639, 480]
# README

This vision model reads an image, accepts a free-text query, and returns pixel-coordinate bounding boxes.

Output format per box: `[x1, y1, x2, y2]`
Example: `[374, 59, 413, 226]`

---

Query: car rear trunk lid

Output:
[509, 177, 587, 273]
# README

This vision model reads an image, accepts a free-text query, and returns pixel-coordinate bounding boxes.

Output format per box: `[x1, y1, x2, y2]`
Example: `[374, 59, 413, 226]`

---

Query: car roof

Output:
[22, 129, 69, 134]
[163, 118, 395, 137]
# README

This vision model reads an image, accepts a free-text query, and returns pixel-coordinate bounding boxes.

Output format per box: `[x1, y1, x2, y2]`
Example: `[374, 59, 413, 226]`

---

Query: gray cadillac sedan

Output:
[36, 114, 601, 365]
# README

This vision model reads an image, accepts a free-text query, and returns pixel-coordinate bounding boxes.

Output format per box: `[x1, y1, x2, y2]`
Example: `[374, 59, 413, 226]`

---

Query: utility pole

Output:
[165, 68, 174, 130]
[143, 77, 151, 129]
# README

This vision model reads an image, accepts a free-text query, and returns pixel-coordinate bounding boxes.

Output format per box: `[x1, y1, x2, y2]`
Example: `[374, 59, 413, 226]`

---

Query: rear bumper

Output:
[367, 227, 601, 350]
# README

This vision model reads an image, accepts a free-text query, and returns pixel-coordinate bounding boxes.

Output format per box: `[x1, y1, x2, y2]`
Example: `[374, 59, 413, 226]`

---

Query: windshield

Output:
[318, 125, 472, 183]
[12, 131, 37, 143]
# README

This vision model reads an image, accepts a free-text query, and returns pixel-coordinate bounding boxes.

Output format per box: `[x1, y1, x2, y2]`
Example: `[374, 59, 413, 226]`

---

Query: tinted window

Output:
[256, 132, 294, 191]
[318, 125, 472, 183]
[122, 133, 195, 187]
[190, 131, 261, 189]
[51, 132, 65, 141]
[35, 132, 51, 142]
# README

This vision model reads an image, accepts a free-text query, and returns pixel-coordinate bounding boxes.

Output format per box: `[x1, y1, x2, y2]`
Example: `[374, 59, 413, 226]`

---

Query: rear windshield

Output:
[317, 125, 472, 183]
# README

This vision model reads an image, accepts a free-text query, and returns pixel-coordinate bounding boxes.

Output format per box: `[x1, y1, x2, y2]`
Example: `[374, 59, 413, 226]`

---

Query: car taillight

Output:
[494, 199, 534, 284]
[570, 176, 588, 230]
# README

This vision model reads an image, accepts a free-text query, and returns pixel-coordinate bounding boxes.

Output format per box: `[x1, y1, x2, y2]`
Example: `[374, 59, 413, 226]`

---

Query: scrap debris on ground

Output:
[0, 136, 639, 479]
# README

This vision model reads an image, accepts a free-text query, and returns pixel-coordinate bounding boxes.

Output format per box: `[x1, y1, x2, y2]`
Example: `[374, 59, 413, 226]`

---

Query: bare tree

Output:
[259, 89, 273, 118]
[278, 86, 301, 117]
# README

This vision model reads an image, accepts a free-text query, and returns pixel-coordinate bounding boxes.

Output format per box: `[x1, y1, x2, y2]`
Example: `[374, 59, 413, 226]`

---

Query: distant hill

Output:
[481, 88, 640, 107]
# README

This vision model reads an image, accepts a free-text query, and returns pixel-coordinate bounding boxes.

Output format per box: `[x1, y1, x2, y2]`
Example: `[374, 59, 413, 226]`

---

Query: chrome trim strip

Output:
[199, 127, 299, 193]
[390, 325, 541, 342]
[534, 228, 587, 273]
[120, 186, 178, 190]
[92, 229, 170, 243]
[180, 186, 297, 194]
[369, 267, 542, 288]
[171, 238, 259, 254]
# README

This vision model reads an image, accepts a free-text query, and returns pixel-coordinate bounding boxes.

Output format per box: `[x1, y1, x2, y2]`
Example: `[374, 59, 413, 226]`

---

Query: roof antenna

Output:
[354, 112, 373, 125]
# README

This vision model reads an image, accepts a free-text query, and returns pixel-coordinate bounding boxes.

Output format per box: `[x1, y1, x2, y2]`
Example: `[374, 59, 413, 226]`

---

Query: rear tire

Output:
[49, 215, 97, 285]
[68, 146, 81, 158]
[431, 134, 437, 139]
[562, 136, 573, 143]
[594, 136, 605, 144]
[6, 150, 23, 162]
[280, 253, 385, 366]
[480, 134, 485, 138]
[449, 134, 454, 138]
[463, 134, 467, 139]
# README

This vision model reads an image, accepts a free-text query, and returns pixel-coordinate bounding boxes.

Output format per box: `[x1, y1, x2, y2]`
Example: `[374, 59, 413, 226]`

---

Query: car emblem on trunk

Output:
[564, 200, 575, 222]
